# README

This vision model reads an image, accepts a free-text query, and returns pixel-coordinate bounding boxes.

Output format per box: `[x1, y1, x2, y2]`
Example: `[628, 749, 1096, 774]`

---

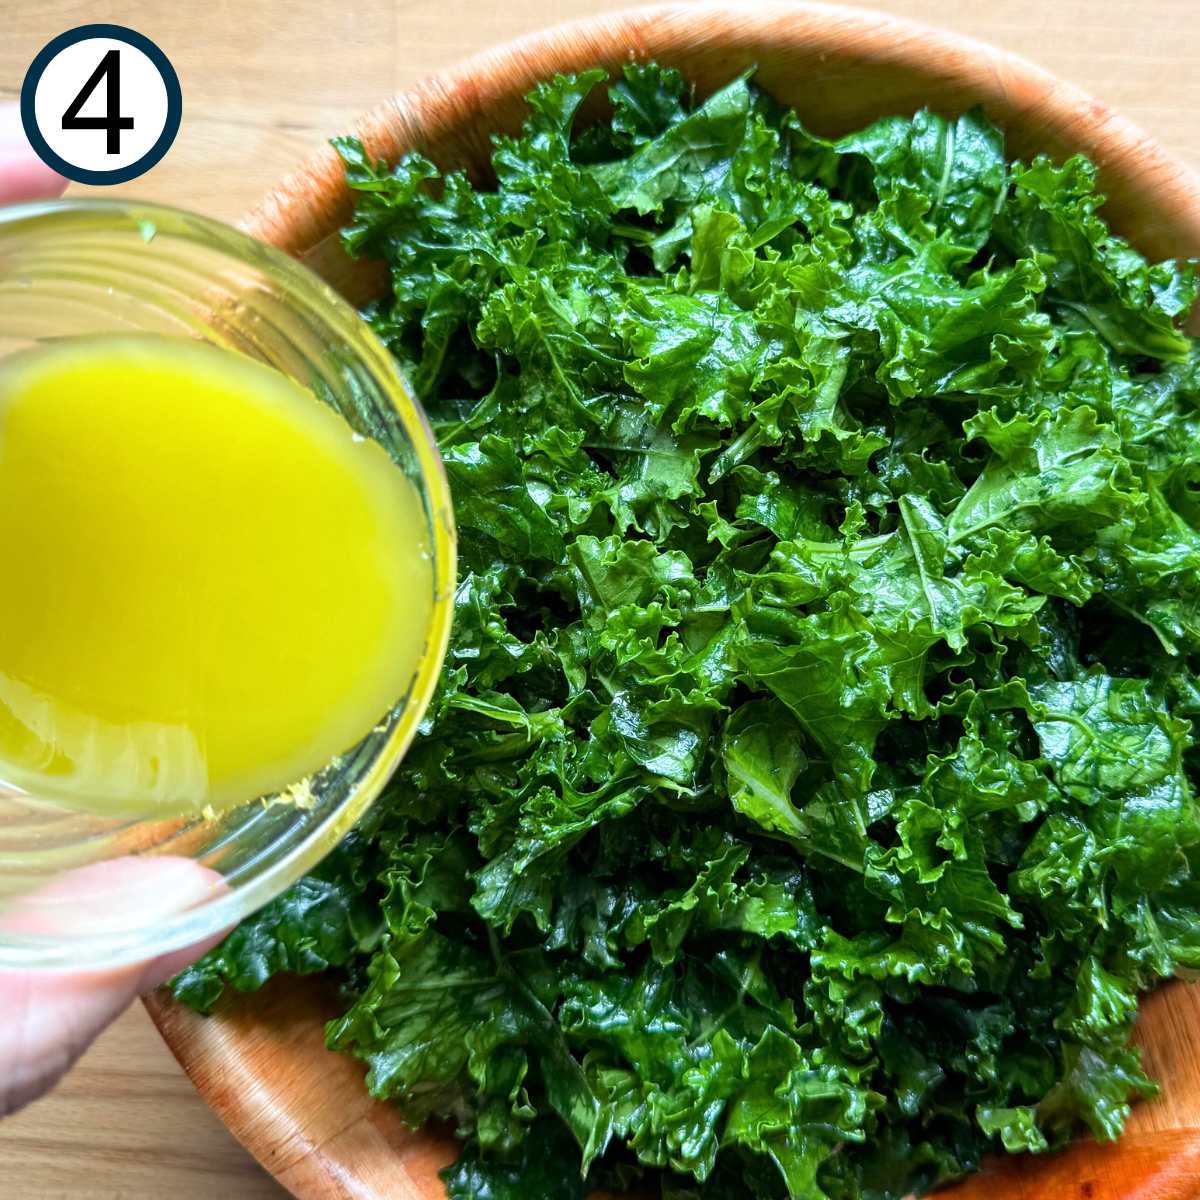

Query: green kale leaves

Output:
[175, 65, 1200, 1200]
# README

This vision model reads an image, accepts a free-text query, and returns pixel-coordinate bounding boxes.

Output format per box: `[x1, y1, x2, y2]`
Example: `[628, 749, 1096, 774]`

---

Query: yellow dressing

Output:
[0, 336, 432, 817]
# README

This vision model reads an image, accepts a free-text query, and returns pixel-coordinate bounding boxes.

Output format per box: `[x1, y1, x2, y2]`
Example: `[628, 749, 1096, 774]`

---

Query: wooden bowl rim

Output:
[147, 2, 1200, 1195]
[233, 0, 1200, 261]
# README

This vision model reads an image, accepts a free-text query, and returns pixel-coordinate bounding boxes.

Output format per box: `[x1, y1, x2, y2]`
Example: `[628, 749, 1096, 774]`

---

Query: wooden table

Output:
[1, 1, 1198, 1196]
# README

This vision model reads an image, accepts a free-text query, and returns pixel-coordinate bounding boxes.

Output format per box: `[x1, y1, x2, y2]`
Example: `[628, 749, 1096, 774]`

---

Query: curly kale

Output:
[174, 64, 1200, 1199]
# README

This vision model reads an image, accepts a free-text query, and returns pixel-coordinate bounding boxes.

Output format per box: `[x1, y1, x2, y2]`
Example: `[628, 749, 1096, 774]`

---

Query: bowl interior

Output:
[150, 5, 1200, 1200]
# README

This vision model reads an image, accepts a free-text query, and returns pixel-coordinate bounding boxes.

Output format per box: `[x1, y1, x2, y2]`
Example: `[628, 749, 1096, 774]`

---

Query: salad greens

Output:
[173, 65, 1200, 1198]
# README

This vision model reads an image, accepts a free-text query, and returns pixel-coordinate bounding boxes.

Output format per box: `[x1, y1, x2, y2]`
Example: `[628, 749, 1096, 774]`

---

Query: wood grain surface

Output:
[1, 2, 1199, 1198]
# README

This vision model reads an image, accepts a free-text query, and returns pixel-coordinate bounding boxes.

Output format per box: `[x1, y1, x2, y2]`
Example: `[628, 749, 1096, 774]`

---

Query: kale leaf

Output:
[175, 66, 1200, 1200]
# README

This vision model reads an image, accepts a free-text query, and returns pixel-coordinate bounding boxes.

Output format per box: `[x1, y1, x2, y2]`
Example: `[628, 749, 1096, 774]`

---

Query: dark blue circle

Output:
[20, 24, 182, 186]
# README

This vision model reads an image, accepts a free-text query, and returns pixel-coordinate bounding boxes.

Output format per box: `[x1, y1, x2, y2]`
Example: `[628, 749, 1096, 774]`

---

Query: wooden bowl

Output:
[146, 4, 1200, 1198]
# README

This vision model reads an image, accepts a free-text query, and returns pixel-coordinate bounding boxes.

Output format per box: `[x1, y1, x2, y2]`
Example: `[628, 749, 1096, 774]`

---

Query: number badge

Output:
[20, 24, 181, 186]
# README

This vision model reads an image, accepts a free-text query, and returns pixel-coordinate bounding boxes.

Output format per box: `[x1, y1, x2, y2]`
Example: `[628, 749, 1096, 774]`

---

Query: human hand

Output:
[0, 102, 67, 203]
[0, 859, 227, 1117]
[0, 109, 225, 1119]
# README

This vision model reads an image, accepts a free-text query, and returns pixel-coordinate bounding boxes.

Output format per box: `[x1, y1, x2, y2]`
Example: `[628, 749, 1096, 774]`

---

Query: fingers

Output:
[0, 101, 67, 203]
[1, 857, 227, 937]
[0, 858, 227, 1117]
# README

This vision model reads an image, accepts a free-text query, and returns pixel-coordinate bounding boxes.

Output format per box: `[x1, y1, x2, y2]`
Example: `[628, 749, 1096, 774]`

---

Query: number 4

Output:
[62, 50, 134, 155]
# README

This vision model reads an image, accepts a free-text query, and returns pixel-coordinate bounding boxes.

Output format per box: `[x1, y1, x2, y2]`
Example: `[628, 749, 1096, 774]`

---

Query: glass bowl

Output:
[0, 199, 456, 971]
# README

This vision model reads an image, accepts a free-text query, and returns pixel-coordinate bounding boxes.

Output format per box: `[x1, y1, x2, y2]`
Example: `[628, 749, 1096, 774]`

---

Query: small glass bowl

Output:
[0, 199, 456, 971]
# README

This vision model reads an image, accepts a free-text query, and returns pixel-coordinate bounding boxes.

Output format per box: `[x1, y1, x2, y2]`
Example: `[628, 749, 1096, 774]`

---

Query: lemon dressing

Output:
[0, 337, 432, 816]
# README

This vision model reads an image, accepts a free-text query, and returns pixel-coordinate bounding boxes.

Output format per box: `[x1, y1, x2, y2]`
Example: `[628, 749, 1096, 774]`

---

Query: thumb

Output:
[0, 101, 67, 204]
[0, 858, 227, 1117]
